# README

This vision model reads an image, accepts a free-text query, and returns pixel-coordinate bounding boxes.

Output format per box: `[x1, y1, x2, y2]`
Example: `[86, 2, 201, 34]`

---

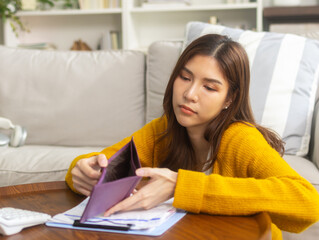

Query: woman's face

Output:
[172, 55, 230, 136]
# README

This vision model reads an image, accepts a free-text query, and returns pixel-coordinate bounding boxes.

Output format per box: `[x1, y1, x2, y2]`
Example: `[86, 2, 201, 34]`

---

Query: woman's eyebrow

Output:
[182, 67, 223, 85]
[182, 67, 193, 75]
[203, 78, 223, 85]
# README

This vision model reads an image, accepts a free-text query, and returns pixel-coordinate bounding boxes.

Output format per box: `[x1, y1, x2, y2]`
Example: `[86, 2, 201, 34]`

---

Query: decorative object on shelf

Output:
[0, 0, 28, 37]
[209, 16, 219, 25]
[70, 39, 92, 51]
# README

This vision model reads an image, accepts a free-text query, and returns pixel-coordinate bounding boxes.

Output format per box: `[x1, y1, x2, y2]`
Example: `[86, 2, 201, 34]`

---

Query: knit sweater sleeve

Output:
[173, 122, 319, 233]
[65, 117, 167, 193]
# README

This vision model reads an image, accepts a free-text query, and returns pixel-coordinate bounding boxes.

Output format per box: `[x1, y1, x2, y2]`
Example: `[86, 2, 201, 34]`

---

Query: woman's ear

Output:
[224, 100, 232, 110]
[224, 91, 236, 110]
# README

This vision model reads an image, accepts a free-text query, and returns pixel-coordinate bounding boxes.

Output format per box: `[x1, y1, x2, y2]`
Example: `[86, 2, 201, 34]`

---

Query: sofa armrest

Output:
[310, 99, 319, 168]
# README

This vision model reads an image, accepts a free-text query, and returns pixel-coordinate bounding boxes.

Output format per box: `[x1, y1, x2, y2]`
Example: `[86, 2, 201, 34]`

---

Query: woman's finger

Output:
[73, 175, 97, 192]
[78, 157, 103, 180]
[104, 191, 148, 217]
[73, 183, 92, 196]
[71, 165, 99, 187]
[136, 167, 177, 183]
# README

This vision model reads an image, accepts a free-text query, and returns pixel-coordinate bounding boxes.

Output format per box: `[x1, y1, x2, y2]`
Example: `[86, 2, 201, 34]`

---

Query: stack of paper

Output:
[46, 197, 186, 236]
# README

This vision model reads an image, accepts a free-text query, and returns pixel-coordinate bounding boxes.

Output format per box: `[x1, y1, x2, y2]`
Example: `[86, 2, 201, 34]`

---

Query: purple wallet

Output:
[80, 138, 142, 223]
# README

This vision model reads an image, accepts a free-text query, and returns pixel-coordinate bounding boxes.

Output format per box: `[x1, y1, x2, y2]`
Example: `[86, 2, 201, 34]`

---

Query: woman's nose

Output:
[184, 84, 199, 102]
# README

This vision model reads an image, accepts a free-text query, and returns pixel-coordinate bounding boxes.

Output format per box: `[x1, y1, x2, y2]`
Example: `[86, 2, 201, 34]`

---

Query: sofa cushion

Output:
[184, 22, 319, 157]
[283, 155, 319, 189]
[0, 145, 100, 187]
[282, 155, 319, 240]
[0, 47, 145, 147]
[146, 41, 183, 123]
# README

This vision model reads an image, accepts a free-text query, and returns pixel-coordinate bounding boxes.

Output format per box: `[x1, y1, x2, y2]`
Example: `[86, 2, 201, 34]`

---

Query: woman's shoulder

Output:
[222, 121, 267, 145]
[145, 116, 167, 133]
[226, 121, 259, 134]
[218, 122, 280, 166]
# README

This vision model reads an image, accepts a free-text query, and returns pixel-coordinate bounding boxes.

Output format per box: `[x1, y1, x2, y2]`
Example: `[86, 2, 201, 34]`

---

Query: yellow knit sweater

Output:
[65, 117, 319, 240]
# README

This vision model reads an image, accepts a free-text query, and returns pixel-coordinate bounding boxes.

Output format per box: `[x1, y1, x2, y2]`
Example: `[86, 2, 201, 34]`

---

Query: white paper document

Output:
[48, 197, 178, 230]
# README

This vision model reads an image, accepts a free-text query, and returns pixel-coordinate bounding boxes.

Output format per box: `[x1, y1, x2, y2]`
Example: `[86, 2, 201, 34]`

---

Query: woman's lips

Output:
[180, 105, 197, 115]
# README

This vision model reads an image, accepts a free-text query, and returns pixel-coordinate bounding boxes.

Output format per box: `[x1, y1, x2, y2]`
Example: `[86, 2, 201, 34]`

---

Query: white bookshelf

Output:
[2, 0, 263, 51]
[126, 0, 263, 50]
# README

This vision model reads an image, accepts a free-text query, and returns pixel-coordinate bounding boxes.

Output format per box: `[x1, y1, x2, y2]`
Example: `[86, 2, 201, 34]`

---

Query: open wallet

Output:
[80, 138, 142, 223]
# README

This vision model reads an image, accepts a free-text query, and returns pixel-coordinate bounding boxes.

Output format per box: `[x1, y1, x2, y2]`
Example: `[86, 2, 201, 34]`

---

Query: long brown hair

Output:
[160, 34, 284, 172]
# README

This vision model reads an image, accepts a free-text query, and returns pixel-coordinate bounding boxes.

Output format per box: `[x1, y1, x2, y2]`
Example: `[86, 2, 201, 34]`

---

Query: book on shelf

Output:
[21, 0, 37, 10]
[17, 42, 57, 50]
[110, 31, 120, 50]
[98, 30, 121, 50]
[99, 31, 111, 50]
[79, 0, 121, 10]
[141, 0, 190, 8]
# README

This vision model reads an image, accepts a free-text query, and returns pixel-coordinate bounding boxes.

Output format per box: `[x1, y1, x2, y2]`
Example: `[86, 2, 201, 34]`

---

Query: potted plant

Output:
[36, 0, 79, 11]
[0, 0, 27, 36]
[62, 0, 78, 9]
[37, 0, 56, 10]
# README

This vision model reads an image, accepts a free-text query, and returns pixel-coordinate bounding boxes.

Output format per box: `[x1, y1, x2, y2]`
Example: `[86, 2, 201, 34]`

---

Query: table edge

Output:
[0, 181, 68, 196]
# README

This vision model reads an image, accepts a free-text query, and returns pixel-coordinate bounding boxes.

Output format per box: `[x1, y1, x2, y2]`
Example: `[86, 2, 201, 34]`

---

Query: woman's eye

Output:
[204, 86, 216, 91]
[180, 74, 190, 81]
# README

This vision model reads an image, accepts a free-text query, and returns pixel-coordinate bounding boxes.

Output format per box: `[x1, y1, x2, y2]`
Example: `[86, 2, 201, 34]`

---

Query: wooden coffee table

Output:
[0, 181, 272, 240]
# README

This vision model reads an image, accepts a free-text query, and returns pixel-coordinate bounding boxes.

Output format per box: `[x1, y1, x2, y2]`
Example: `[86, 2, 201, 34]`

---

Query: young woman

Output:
[66, 34, 319, 239]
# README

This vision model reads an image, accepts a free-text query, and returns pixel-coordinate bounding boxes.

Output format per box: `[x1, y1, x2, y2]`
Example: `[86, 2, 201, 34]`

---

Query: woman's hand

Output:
[104, 167, 177, 217]
[71, 154, 108, 196]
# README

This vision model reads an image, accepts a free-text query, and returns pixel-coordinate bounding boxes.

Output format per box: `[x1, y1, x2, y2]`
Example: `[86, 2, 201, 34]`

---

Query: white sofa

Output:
[0, 28, 318, 239]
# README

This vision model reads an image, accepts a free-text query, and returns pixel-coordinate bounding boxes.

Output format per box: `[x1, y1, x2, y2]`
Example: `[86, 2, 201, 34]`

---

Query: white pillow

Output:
[185, 22, 319, 156]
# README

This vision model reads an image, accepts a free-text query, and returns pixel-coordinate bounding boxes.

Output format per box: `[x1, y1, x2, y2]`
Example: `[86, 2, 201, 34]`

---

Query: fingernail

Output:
[136, 169, 144, 176]
[101, 159, 107, 166]
[99, 155, 107, 166]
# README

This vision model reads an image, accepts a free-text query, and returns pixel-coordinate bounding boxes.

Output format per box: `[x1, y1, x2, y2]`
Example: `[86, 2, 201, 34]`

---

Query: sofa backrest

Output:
[146, 41, 183, 123]
[0, 47, 146, 147]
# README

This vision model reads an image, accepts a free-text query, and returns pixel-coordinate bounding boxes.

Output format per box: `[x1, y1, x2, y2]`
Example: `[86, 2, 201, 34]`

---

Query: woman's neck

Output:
[187, 129, 210, 163]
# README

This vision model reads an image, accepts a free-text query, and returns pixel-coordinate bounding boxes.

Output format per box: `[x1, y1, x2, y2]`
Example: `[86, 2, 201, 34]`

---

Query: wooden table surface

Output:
[0, 181, 272, 240]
